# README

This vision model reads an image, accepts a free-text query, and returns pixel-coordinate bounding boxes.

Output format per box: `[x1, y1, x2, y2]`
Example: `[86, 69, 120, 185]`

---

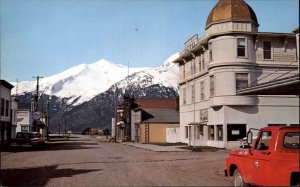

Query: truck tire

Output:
[233, 168, 247, 187]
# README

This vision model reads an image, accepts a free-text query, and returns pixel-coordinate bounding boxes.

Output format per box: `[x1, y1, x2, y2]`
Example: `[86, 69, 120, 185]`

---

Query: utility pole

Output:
[32, 76, 43, 132]
[32, 76, 43, 111]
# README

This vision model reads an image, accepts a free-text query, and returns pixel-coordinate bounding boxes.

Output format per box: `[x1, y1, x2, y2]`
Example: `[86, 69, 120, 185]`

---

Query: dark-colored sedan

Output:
[15, 132, 45, 147]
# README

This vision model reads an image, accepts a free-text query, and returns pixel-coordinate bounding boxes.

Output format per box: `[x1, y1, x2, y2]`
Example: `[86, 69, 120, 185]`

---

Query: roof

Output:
[262, 126, 300, 132]
[0, 80, 14, 90]
[142, 109, 179, 123]
[206, 0, 258, 29]
[133, 98, 178, 110]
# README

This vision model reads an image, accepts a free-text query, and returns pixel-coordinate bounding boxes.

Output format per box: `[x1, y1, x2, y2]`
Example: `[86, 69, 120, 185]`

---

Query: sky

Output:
[0, 0, 299, 82]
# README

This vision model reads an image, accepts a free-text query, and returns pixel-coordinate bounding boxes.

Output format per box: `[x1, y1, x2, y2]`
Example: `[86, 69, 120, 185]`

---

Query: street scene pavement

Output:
[1, 135, 232, 186]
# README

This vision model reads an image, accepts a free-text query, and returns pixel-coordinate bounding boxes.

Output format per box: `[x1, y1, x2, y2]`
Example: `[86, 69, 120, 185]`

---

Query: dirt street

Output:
[1, 135, 232, 186]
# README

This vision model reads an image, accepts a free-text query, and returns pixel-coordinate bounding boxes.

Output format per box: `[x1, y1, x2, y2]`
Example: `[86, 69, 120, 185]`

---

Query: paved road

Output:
[1, 135, 232, 186]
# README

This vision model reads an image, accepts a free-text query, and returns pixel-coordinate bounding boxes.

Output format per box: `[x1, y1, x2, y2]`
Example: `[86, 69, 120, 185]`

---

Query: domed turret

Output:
[206, 0, 258, 30]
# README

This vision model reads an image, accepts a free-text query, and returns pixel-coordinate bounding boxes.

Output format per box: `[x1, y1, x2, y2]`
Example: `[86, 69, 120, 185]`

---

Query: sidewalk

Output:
[122, 142, 190, 152]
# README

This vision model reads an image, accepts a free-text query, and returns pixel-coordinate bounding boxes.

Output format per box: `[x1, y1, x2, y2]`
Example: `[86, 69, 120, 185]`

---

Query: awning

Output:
[189, 122, 207, 126]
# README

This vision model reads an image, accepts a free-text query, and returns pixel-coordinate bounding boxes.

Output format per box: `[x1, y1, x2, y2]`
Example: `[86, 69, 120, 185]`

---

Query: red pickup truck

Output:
[225, 126, 300, 186]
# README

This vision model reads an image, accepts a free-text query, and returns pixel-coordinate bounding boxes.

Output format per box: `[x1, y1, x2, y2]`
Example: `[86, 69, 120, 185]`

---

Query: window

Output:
[263, 41, 271, 60]
[236, 73, 248, 90]
[183, 65, 186, 79]
[208, 126, 214, 140]
[198, 57, 202, 72]
[0, 98, 4, 116]
[201, 55, 204, 71]
[185, 126, 188, 139]
[190, 61, 193, 75]
[210, 75, 214, 97]
[5, 100, 9, 117]
[191, 85, 195, 103]
[21, 126, 29, 132]
[199, 125, 204, 135]
[183, 88, 187, 105]
[217, 125, 223, 141]
[227, 124, 246, 141]
[191, 59, 196, 75]
[195, 126, 203, 139]
[196, 126, 200, 139]
[209, 43, 213, 61]
[200, 81, 204, 100]
[237, 38, 246, 57]
[284, 132, 300, 149]
[256, 131, 272, 150]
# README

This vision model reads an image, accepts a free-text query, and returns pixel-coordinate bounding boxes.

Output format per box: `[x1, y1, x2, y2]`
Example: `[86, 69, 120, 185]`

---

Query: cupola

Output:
[205, 0, 259, 34]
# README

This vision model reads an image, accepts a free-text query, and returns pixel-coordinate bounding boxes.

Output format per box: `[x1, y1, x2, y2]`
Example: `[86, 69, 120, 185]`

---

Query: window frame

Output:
[283, 132, 300, 149]
[209, 42, 213, 62]
[200, 81, 205, 101]
[263, 41, 272, 60]
[195, 126, 200, 140]
[191, 85, 195, 103]
[0, 98, 4, 116]
[236, 73, 249, 90]
[208, 125, 215, 140]
[210, 75, 215, 97]
[237, 38, 247, 58]
[182, 64, 186, 79]
[183, 88, 187, 105]
[227, 124, 247, 142]
[5, 100, 9, 117]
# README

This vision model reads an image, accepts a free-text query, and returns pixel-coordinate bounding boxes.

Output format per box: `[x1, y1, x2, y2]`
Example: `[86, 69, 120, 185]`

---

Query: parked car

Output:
[225, 126, 300, 186]
[15, 132, 45, 147]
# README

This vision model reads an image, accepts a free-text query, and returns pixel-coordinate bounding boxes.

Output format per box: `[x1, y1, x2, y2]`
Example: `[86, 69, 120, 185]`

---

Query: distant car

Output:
[15, 132, 45, 147]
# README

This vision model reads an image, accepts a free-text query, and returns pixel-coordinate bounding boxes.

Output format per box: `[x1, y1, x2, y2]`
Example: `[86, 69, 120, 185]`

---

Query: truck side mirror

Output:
[247, 131, 253, 144]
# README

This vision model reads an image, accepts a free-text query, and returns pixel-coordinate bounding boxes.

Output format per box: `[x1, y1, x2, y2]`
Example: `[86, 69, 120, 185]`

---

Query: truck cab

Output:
[225, 126, 300, 186]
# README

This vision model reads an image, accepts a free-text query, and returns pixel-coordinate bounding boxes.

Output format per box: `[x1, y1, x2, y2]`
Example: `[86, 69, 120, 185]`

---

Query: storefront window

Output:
[227, 124, 246, 141]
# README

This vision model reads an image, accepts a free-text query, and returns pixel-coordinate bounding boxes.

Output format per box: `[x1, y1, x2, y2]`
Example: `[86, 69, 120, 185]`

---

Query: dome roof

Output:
[206, 0, 258, 29]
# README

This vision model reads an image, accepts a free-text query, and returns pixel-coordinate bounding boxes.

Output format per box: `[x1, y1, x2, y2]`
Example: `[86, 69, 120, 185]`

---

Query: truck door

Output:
[247, 131, 272, 186]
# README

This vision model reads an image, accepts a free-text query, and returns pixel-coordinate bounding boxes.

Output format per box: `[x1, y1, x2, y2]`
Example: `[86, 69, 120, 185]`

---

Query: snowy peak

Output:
[160, 53, 179, 69]
[11, 53, 179, 106]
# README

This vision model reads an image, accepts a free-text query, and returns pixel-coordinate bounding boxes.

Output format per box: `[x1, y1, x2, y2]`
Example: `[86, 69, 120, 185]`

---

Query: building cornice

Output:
[173, 31, 296, 64]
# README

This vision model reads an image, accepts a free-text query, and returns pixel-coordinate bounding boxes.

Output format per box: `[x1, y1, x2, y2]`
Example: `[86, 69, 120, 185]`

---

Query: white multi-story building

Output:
[173, 0, 299, 149]
[0, 80, 14, 146]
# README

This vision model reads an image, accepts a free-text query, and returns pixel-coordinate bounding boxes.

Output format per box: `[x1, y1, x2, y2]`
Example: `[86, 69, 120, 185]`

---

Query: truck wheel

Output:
[233, 168, 247, 187]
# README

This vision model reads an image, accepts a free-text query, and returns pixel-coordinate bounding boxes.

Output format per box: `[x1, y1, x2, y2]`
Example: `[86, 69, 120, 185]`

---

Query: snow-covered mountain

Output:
[12, 53, 179, 106]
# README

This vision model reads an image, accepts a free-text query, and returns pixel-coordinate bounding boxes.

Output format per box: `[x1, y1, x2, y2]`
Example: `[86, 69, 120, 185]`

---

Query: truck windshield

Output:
[284, 132, 300, 149]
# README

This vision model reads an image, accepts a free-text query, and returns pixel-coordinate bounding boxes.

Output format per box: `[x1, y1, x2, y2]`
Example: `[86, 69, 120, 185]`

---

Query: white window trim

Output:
[263, 40, 273, 60]
[236, 37, 248, 59]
